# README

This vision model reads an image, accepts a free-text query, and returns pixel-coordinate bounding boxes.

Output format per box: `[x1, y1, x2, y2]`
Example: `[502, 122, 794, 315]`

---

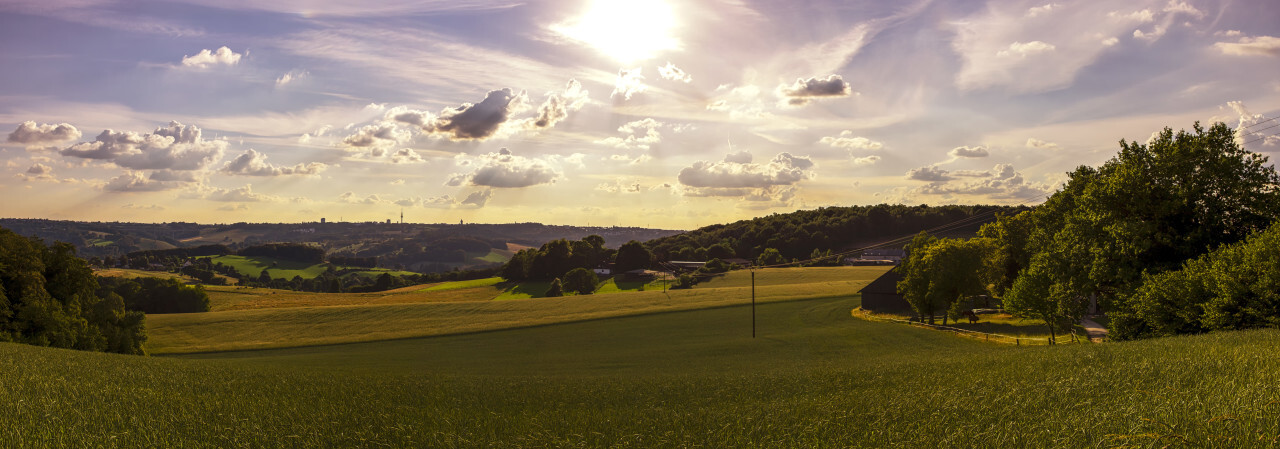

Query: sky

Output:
[1, 0, 1278, 229]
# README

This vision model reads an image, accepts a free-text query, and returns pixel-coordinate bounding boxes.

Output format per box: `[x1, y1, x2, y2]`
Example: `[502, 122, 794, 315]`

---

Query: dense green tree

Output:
[755, 248, 784, 266]
[1120, 223, 1280, 339]
[0, 226, 145, 354]
[544, 278, 564, 297]
[562, 268, 598, 295]
[988, 122, 1280, 339]
[614, 241, 652, 273]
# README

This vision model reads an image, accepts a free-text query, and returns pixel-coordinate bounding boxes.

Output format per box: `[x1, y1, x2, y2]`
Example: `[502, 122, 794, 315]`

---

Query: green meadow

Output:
[7, 266, 1280, 447]
[207, 254, 418, 279]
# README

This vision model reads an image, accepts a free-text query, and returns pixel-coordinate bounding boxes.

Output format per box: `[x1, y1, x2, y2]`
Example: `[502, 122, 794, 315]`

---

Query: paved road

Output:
[1080, 317, 1109, 343]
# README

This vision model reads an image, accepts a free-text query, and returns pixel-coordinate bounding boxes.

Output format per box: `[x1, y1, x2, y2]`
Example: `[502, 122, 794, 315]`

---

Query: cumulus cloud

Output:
[390, 148, 425, 164]
[596, 178, 644, 194]
[446, 148, 562, 188]
[776, 75, 853, 106]
[595, 118, 663, 150]
[338, 191, 386, 205]
[1227, 101, 1280, 147]
[1026, 138, 1061, 150]
[949, 145, 990, 158]
[1214, 35, 1280, 57]
[527, 79, 588, 129]
[906, 166, 952, 182]
[392, 88, 529, 141]
[275, 69, 308, 87]
[723, 150, 753, 164]
[852, 155, 881, 166]
[612, 68, 646, 100]
[342, 122, 410, 149]
[221, 149, 326, 176]
[8, 121, 82, 144]
[657, 62, 692, 83]
[461, 189, 492, 207]
[205, 184, 276, 202]
[103, 171, 182, 192]
[678, 152, 816, 191]
[996, 41, 1056, 57]
[18, 163, 54, 181]
[181, 46, 242, 68]
[1026, 3, 1059, 17]
[915, 164, 1049, 200]
[61, 121, 227, 171]
[820, 130, 883, 150]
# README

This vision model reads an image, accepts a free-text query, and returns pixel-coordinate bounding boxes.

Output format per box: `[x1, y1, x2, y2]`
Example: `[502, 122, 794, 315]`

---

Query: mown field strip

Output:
[147, 266, 890, 354]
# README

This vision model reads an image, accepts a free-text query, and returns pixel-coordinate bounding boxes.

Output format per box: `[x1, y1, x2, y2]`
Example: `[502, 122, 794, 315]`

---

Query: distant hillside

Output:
[0, 219, 681, 273]
[645, 204, 1029, 262]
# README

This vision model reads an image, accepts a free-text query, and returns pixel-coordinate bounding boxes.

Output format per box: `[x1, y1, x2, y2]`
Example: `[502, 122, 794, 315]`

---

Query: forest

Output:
[643, 203, 1027, 262]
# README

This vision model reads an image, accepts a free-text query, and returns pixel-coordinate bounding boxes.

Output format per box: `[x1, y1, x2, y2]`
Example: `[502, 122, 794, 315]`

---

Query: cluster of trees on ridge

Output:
[644, 204, 1027, 262]
[500, 236, 655, 295]
[898, 122, 1280, 342]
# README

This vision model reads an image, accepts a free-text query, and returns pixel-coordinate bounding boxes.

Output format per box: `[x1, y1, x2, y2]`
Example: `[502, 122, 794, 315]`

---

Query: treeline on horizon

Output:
[644, 203, 1028, 262]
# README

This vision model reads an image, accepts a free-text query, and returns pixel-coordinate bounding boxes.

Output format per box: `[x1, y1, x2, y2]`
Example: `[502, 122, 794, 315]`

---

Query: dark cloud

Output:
[8, 121, 81, 144]
[776, 75, 852, 106]
[428, 88, 527, 140]
[61, 121, 226, 171]
[221, 149, 326, 176]
[678, 152, 815, 189]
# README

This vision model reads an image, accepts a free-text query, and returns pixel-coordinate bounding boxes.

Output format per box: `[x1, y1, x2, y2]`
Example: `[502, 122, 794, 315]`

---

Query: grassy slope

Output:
[7, 295, 1280, 447]
[207, 254, 416, 279]
[147, 267, 889, 354]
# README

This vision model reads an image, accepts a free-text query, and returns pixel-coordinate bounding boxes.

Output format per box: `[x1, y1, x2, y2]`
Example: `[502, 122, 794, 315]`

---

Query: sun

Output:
[553, 0, 681, 65]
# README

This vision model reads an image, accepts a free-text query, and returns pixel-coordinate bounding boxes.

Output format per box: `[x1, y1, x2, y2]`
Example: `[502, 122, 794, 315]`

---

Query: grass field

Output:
[7, 291, 1280, 447]
[207, 254, 417, 279]
[147, 267, 891, 353]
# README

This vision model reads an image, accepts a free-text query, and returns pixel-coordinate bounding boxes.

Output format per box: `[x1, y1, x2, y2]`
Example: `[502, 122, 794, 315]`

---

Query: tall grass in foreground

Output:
[6, 295, 1280, 447]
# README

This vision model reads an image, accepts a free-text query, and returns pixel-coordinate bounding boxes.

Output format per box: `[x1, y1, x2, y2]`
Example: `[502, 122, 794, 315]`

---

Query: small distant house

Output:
[593, 264, 613, 275]
[858, 268, 910, 312]
[667, 261, 706, 271]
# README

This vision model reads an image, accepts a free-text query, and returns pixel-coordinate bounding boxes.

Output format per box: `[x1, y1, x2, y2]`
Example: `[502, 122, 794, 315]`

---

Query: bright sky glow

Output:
[554, 0, 681, 64]
[0, 0, 1278, 230]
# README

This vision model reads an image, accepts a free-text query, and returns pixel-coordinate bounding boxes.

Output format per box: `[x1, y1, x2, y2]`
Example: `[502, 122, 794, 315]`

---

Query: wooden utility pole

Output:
[751, 268, 756, 338]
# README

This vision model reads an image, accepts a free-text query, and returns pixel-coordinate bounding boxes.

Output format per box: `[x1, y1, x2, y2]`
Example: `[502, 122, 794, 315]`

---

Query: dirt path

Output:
[1080, 317, 1109, 343]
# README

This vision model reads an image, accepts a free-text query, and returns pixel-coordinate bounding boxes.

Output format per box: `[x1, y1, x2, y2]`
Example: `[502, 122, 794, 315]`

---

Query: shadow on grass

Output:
[945, 320, 1052, 337]
[499, 281, 552, 299]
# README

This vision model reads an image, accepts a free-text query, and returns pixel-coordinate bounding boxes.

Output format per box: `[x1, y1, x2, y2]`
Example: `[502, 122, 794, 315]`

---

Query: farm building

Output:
[859, 248, 905, 263]
[858, 268, 909, 312]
